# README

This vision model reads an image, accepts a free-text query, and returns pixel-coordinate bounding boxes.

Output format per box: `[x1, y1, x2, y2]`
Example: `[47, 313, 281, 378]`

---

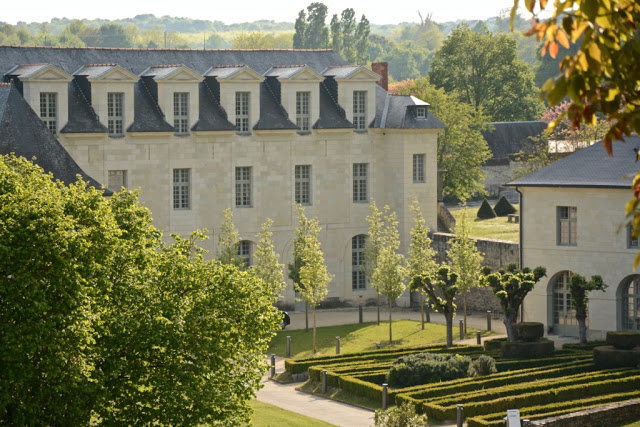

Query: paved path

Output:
[257, 308, 578, 426]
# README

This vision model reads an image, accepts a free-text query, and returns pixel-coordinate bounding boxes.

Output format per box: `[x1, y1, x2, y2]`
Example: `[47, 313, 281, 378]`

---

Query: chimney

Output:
[371, 62, 388, 91]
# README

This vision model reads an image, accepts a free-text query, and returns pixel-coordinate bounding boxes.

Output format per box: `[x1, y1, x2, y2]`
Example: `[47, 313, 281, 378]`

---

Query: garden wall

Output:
[528, 398, 640, 426]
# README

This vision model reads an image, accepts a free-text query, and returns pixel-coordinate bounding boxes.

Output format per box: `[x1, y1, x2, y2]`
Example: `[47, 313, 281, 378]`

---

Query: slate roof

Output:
[508, 137, 640, 188]
[191, 78, 235, 132]
[73, 64, 119, 78]
[60, 78, 109, 133]
[263, 65, 306, 78]
[127, 80, 174, 132]
[5, 63, 51, 78]
[482, 121, 547, 160]
[314, 79, 352, 129]
[0, 83, 110, 194]
[373, 86, 446, 130]
[141, 64, 186, 79]
[254, 78, 297, 131]
[204, 65, 246, 78]
[322, 65, 361, 78]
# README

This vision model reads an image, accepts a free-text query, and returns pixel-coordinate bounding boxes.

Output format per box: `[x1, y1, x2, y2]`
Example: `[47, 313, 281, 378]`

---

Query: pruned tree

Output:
[569, 274, 607, 345]
[479, 263, 547, 342]
[364, 200, 384, 325]
[412, 266, 459, 347]
[216, 207, 243, 267]
[288, 203, 314, 330]
[407, 199, 437, 330]
[293, 10, 307, 48]
[252, 218, 286, 300]
[447, 206, 484, 333]
[371, 207, 406, 344]
[297, 209, 332, 354]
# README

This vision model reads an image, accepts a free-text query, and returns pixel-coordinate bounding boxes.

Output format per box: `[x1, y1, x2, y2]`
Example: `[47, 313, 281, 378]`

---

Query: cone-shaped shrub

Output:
[477, 199, 497, 219]
[494, 196, 517, 216]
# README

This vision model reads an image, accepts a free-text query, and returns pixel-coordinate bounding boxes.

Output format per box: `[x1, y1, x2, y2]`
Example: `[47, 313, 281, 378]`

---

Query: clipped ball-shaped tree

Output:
[477, 199, 497, 219]
[493, 196, 517, 216]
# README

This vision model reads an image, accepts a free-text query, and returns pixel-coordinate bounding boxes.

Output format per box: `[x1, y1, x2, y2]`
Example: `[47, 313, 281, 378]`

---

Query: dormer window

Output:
[236, 92, 250, 133]
[107, 92, 124, 136]
[40, 93, 57, 135]
[174, 92, 189, 135]
[416, 106, 427, 119]
[296, 91, 310, 132]
[353, 91, 367, 131]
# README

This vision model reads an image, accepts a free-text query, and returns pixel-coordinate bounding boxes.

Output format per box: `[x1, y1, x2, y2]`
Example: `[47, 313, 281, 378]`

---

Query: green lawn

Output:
[450, 204, 520, 242]
[268, 320, 486, 358]
[250, 400, 336, 427]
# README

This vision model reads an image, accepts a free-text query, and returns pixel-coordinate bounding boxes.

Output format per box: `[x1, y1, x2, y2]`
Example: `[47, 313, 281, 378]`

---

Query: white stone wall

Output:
[23, 81, 70, 135]
[520, 186, 637, 339]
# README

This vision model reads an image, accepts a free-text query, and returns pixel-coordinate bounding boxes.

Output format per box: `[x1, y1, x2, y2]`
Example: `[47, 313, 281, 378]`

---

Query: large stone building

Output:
[0, 46, 444, 308]
[509, 138, 640, 339]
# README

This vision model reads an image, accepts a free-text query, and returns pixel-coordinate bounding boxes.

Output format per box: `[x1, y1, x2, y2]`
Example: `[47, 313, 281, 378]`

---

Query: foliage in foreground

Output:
[374, 402, 429, 427]
[0, 155, 280, 425]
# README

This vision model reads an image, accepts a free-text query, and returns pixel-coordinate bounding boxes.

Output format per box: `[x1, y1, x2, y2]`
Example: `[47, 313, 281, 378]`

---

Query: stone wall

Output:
[528, 398, 640, 426]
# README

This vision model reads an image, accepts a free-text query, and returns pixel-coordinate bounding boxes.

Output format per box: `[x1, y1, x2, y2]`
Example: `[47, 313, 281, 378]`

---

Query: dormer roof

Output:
[205, 65, 264, 82]
[321, 65, 380, 81]
[263, 65, 324, 82]
[74, 64, 138, 82]
[5, 63, 73, 82]
[140, 64, 203, 82]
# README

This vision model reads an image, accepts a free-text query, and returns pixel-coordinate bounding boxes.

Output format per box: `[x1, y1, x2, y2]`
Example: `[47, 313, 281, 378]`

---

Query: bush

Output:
[374, 402, 429, 427]
[493, 196, 517, 216]
[606, 331, 640, 350]
[386, 353, 472, 387]
[513, 322, 545, 342]
[501, 339, 554, 359]
[477, 199, 497, 219]
[594, 345, 640, 368]
[468, 355, 497, 377]
[484, 338, 507, 351]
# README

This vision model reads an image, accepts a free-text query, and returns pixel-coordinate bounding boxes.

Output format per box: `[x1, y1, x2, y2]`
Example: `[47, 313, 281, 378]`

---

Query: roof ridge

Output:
[1, 45, 336, 53]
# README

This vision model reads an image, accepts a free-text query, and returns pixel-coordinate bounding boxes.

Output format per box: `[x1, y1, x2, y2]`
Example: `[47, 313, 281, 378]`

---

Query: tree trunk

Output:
[504, 312, 518, 342]
[576, 310, 588, 345]
[305, 302, 309, 331]
[312, 306, 317, 354]
[389, 297, 393, 344]
[377, 293, 380, 326]
[420, 293, 425, 330]
[446, 314, 453, 347]
[463, 294, 467, 335]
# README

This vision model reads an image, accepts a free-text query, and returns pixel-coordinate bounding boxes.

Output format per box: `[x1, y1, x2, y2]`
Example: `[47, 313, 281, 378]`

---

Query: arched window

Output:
[549, 270, 578, 336]
[237, 240, 252, 269]
[352, 235, 367, 290]
[621, 275, 640, 331]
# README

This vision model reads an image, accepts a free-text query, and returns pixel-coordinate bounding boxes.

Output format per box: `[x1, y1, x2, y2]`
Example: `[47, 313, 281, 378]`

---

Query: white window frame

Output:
[628, 225, 639, 249]
[108, 170, 127, 192]
[352, 234, 367, 290]
[353, 90, 367, 131]
[353, 163, 368, 203]
[174, 92, 189, 135]
[173, 168, 191, 210]
[296, 91, 310, 132]
[40, 92, 57, 135]
[235, 166, 252, 207]
[416, 106, 426, 119]
[295, 165, 312, 205]
[413, 154, 425, 183]
[237, 240, 252, 269]
[557, 206, 577, 246]
[235, 92, 250, 133]
[107, 92, 124, 136]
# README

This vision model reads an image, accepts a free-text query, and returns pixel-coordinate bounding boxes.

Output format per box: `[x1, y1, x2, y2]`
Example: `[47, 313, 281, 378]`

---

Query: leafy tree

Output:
[293, 10, 307, 48]
[407, 199, 437, 330]
[447, 206, 484, 333]
[288, 203, 315, 330]
[97, 23, 133, 48]
[252, 218, 286, 299]
[412, 266, 459, 347]
[294, 2, 330, 49]
[338, 8, 356, 63]
[511, 134, 554, 180]
[216, 208, 243, 267]
[364, 200, 384, 325]
[354, 15, 371, 65]
[479, 263, 547, 342]
[390, 77, 492, 200]
[374, 402, 429, 427]
[568, 274, 607, 345]
[371, 207, 406, 344]
[429, 24, 544, 122]
[330, 14, 342, 53]
[297, 208, 332, 354]
[231, 31, 292, 49]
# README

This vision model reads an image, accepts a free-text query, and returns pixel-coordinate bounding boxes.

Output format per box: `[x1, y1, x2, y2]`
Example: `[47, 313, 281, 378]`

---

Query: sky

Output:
[3, 0, 521, 26]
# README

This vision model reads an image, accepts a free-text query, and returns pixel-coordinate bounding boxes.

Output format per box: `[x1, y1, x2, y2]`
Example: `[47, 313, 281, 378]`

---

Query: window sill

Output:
[413, 180, 426, 184]
[353, 200, 369, 204]
[354, 129, 368, 133]
[297, 131, 311, 135]
[235, 205, 253, 208]
[109, 134, 126, 139]
[236, 131, 252, 136]
[175, 133, 190, 137]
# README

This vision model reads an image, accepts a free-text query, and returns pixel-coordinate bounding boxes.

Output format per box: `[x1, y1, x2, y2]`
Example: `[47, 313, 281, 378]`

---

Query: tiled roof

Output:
[0, 83, 110, 194]
[508, 137, 640, 188]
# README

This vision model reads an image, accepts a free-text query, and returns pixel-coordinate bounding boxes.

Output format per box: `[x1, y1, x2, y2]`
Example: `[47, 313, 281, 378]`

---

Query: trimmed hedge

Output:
[386, 353, 472, 387]
[606, 331, 640, 350]
[500, 338, 554, 359]
[594, 345, 640, 368]
[477, 199, 497, 219]
[513, 322, 544, 342]
[484, 338, 507, 351]
[493, 196, 517, 216]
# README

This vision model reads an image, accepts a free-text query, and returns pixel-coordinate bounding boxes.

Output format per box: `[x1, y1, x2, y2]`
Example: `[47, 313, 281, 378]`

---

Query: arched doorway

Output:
[549, 270, 578, 337]
[620, 275, 640, 331]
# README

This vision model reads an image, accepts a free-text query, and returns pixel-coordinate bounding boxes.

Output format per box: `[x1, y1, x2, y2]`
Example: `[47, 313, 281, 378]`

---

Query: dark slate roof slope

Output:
[192, 80, 235, 132]
[127, 81, 174, 132]
[253, 80, 297, 131]
[373, 86, 445, 129]
[60, 79, 108, 133]
[0, 83, 110, 194]
[482, 121, 547, 159]
[314, 80, 352, 129]
[508, 138, 640, 188]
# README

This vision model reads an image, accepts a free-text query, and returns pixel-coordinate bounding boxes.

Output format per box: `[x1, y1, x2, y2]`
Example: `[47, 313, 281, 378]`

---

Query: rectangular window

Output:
[413, 154, 425, 183]
[296, 91, 310, 132]
[353, 163, 368, 202]
[416, 106, 426, 119]
[238, 240, 251, 269]
[40, 92, 57, 135]
[557, 206, 577, 246]
[295, 165, 311, 205]
[174, 92, 189, 134]
[235, 92, 250, 133]
[108, 170, 127, 192]
[353, 91, 367, 131]
[629, 225, 639, 249]
[235, 166, 252, 207]
[173, 168, 190, 210]
[107, 92, 124, 136]
[352, 235, 367, 290]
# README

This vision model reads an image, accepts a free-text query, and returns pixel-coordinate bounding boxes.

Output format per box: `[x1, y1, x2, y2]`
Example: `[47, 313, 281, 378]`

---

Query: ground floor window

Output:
[621, 275, 640, 331]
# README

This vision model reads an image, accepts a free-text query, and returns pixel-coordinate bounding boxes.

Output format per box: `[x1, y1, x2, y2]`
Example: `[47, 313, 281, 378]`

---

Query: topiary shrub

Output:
[501, 338, 554, 359]
[594, 345, 640, 368]
[467, 355, 497, 377]
[606, 331, 640, 350]
[477, 199, 497, 219]
[386, 353, 472, 387]
[513, 322, 545, 342]
[493, 196, 517, 216]
[484, 337, 507, 351]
